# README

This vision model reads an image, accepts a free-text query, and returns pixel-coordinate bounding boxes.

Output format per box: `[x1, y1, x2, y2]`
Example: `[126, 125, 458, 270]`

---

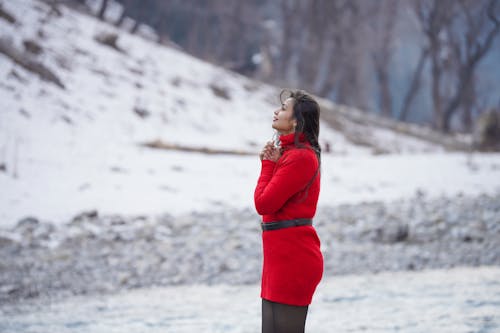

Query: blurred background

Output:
[1, 0, 500, 332]
[104, 0, 500, 132]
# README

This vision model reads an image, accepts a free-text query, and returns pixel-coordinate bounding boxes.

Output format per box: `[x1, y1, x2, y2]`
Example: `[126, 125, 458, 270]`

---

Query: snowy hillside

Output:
[1, 0, 500, 227]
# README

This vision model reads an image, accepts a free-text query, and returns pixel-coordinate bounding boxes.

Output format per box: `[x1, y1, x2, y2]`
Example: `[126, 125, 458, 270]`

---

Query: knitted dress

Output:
[254, 133, 323, 306]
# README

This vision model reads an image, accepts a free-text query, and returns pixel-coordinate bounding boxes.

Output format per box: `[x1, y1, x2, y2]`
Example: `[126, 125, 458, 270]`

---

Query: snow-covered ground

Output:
[1, 0, 500, 227]
[2, 147, 500, 227]
[2, 266, 499, 332]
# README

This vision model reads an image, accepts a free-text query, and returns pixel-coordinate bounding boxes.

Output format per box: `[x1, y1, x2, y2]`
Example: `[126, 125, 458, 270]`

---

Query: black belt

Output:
[261, 218, 312, 231]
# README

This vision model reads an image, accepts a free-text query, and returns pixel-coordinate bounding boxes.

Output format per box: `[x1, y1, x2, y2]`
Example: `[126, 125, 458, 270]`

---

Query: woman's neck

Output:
[278, 129, 294, 136]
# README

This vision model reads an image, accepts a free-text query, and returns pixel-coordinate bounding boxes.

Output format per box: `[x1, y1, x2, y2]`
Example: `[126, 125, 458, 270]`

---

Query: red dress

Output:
[254, 133, 323, 306]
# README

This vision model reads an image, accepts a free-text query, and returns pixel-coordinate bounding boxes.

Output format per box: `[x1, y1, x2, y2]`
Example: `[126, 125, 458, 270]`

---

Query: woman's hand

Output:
[259, 141, 273, 160]
[260, 141, 281, 162]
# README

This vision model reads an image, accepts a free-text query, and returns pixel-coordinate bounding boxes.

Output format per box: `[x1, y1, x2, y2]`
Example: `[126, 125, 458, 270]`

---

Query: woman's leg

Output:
[262, 298, 309, 333]
[262, 298, 276, 333]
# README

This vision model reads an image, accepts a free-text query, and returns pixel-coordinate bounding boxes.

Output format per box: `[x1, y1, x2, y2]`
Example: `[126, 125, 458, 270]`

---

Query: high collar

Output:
[279, 132, 307, 149]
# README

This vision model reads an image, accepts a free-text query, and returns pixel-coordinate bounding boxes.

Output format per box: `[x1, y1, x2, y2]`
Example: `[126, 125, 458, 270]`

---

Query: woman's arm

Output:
[254, 150, 317, 215]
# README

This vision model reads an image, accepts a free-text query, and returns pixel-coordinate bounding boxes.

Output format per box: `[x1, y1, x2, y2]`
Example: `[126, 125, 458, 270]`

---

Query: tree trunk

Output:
[373, 0, 398, 117]
[430, 47, 444, 130]
[115, 10, 126, 26]
[312, 36, 334, 94]
[399, 48, 429, 121]
[461, 82, 474, 132]
[97, 0, 109, 20]
[442, 66, 474, 132]
[279, 0, 297, 80]
[130, 20, 140, 34]
[376, 65, 392, 117]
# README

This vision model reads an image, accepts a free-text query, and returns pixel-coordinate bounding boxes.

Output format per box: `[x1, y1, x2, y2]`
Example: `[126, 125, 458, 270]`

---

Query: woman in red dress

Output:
[254, 89, 323, 333]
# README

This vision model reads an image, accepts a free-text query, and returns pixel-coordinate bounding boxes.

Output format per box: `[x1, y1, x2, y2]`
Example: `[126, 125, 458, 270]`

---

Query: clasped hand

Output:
[259, 141, 281, 162]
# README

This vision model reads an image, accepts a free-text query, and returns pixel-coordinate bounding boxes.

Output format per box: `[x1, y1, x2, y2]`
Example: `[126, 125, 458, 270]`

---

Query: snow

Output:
[2, 147, 500, 227]
[1, 0, 500, 227]
[2, 266, 500, 332]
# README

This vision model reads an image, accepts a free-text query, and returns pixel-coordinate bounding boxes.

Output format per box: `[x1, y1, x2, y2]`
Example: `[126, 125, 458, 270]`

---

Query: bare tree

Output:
[97, 0, 109, 20]
[108, 0, 498, 132]
[114, 0, 129, 27]
[334, 1, 371, 110]
[414, 0, 457, 130]
[275, 0, 371, 110]
[441, 0, 500, 132]
[372, 0, 399, 117]
[277, 0, 300, 84]
[309, 0, 348, 96]
[414, 0, 499, 132]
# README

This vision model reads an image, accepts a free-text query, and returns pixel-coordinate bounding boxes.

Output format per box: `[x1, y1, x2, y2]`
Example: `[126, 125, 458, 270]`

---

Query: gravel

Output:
[1, 190, 499, 306]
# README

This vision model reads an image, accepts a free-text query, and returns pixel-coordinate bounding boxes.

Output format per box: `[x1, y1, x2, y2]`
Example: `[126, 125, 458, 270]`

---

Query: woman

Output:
[254, 89, 323, 333]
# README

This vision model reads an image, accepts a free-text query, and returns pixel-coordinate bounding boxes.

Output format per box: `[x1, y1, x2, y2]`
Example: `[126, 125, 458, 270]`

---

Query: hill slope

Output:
[1, 0, 500, 226]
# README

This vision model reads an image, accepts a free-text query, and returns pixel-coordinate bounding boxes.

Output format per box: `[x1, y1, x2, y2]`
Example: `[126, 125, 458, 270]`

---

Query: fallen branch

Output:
[140, 140, 255, 156]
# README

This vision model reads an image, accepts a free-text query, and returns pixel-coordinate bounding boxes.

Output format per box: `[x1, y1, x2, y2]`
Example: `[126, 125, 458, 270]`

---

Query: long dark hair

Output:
[280, 89, 321, 199]
[279, 89, 321, 162]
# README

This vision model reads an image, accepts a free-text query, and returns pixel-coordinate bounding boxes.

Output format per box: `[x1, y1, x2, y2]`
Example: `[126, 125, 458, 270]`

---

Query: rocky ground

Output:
[1, 190, 499, 306]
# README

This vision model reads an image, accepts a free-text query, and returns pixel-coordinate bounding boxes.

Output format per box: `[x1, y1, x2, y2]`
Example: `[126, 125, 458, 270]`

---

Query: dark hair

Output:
[279, 89, 321, 162]
[280, 89, 321, 200]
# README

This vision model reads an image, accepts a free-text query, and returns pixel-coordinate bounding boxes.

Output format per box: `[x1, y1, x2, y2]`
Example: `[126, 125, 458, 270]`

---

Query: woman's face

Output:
[272, 97, 296, 135]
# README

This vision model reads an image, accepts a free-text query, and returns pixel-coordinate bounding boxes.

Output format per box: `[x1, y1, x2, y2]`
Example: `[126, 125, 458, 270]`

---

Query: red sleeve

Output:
[254, 150, 318, 215]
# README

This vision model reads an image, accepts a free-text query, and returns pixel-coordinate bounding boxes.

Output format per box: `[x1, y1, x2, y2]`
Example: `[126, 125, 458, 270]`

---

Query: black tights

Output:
[262, 299, 309, 333]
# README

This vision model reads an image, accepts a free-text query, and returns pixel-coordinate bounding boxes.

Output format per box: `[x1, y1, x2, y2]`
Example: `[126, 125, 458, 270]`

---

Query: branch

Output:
[470, 11, 500, 67]
[487, 0, 499, 25]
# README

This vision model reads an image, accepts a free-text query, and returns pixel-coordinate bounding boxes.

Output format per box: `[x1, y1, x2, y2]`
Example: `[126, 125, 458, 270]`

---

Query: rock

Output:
[32, 222, 55, 239]
[94, 32, 125, 53]
[133, 106, 150, 119]
[0, 4, 16, 24]
[15, 216, 40, 233]
[71, 210, 98, 224]
[209, 83, 231, 100]
[0, 234, 18, 248]
[23, 39, 43, 55]
[393, 224, 409, 242]
[1, 191, 500, 304]
[370, 221, 409, 244]
[473, 109, 500, 151]
[16, 216, 39, 227]
[0, 37, 65, 89]
[0, 284, 20, 295]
